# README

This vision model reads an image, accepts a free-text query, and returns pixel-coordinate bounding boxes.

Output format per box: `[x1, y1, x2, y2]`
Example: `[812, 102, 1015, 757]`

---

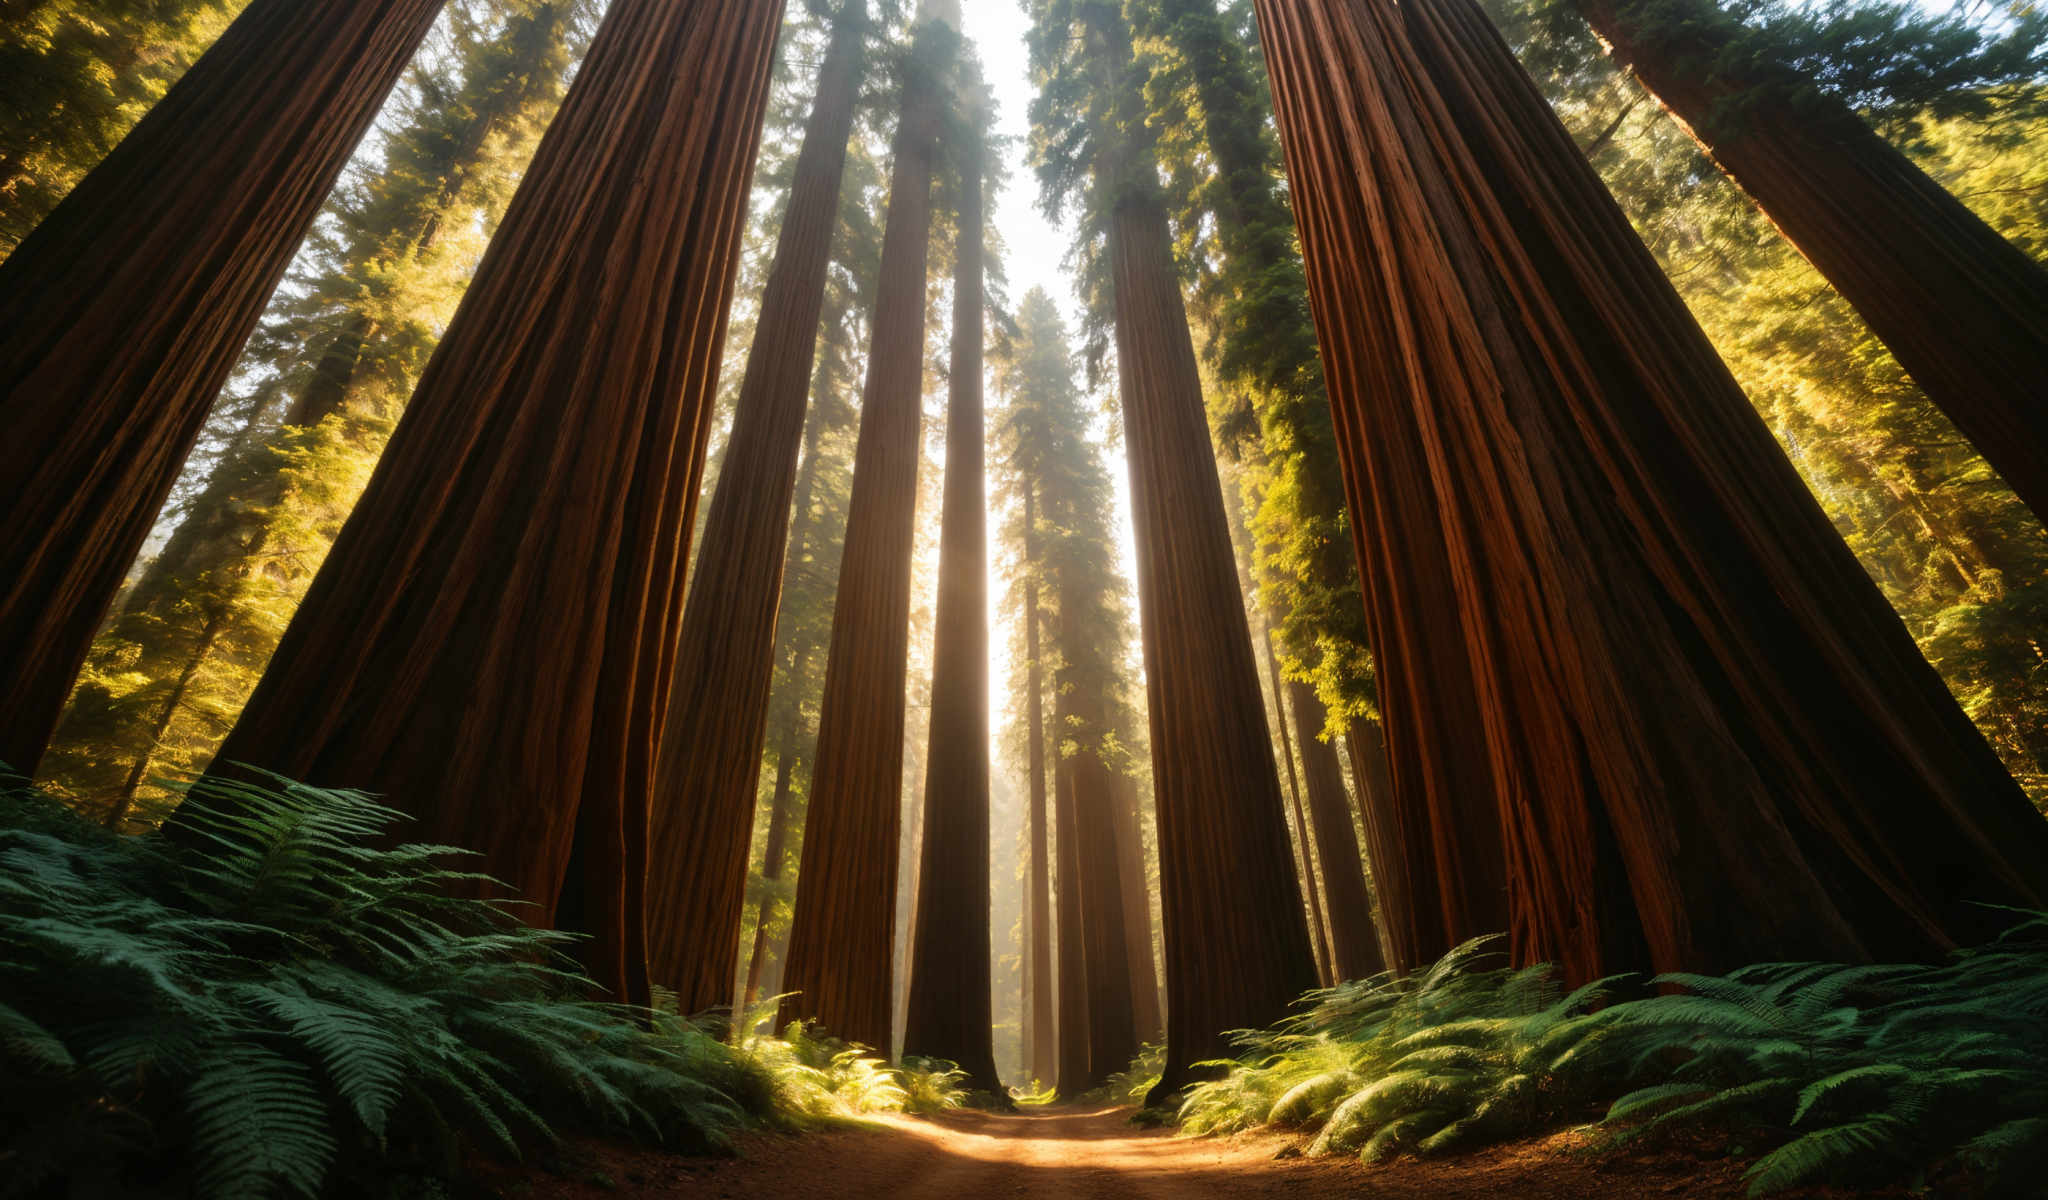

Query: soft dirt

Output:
[472, 1104, 1928, 1199]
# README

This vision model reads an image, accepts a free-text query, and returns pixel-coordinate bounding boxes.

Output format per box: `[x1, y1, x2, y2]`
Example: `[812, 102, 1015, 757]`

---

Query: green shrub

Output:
[1175, 924, 2048, 1195]
[0, 773, 757, 1198]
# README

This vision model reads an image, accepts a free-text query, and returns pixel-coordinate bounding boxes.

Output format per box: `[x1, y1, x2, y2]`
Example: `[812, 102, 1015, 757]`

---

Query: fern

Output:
[1166, 921, 2048, 1195]
[0, 774, 784, 1197]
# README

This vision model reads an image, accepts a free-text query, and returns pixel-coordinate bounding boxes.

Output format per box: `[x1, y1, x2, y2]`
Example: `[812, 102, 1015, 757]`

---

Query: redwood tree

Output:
[0, 0, 452, 778]
[643, 0, 869, 1015]
[1574, 0, 2048, 523]
[778, 1, 955, 1051]
[193, 0, 788, 1006]
[1141, 0, 1507, 973]
[1022, 485, 1057, 1086]
[902, 106, 1004, 1093]
[1029, 0, 1318, 1102]
[1254, 0, 2048, 983]
[1289, 679, 1383, 982]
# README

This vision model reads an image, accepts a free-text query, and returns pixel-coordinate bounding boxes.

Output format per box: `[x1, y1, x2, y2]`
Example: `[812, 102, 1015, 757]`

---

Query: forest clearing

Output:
[4, 0, 2047, 1196]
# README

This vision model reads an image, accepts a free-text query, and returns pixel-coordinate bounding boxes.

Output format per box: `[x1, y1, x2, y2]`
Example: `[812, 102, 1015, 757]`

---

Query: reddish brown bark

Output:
[1110, 770, 1163, 1044]
[1255, 0, 2048, 983]
[643, 0, 867, 1015]
[0, 0, 450, 778]
[194, 0, 786, 1007]
[1290, 680, 1383, 982]
[902, 133, 1002, 1092]
[777, 13, 949, 1051]
[1023, 486, 1057, 1087]
[1578, 0, 2048, 524]
[1088, 15, 1316, 1104]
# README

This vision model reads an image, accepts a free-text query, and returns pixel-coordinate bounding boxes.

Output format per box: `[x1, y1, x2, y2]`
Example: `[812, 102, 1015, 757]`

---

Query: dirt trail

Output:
[493, 1105, 1789, 1199]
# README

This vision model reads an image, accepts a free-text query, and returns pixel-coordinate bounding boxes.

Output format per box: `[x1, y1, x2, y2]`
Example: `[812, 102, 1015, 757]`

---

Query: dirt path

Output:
[489, 1105, 1804, 1199]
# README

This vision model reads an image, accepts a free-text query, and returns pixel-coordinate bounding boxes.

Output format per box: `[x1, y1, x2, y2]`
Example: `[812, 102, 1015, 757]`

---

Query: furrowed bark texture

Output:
[201, 0, 786, 1006]
[1254, 0, 2048, 982]
[0, 0, 449, 778]
[1106, 157, 1318, 1105]
[1290, 680, 1383, 982]
[1111, 770, 1163, 1043]
[777, 24, 945, 1051]
[902, 143, 1002, 1092]
[1578, 0, 2048, 523]
[1024, 488, 1057, 1088]
[643, 0, 866, 1014]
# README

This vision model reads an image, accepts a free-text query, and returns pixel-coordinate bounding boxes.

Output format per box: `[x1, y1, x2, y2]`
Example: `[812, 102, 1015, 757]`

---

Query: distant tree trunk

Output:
[902, 133, 1002, 1092]
[105, 607, 228, 830]
[644, 0, 867, 1015]
[1051, 753, 1091, 1095]
[1576, 0, 2048, 524]
[0, 0, 450, 778]
[777, 11, 948, 1051]
[1255, 0, 2048, 982]
[1343, 716, 1404, 970]
[1264, 635, 1334, 986]
[194, 0, 787, 1007]
[1023, 485, 1057, 1088]
[1289, 680, 1383, 982]
[1093, 21, 1317, 1102]
[1110, 770, 1162, 1043]
[741, 726, 800, 1007]
[1056, 607, 1139, 1090]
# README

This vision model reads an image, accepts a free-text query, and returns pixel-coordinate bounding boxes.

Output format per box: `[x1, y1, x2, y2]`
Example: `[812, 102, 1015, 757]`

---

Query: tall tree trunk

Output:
[644, 0, 867, 1014]
[1576, 0, 2048, 524]
[0, 0, 451, 777]
[105, 607, 228, 830]
[1023, 485, 1057, 1088]
[742, 724, 800, 1007]
[1254, 0, 2048, 982]
[1264, 630, 1335, 986]
[1051, 752, 1091, 1094]
[1094, 24, 1317, 1102]
[1110, 770, 1162, 1043]
[902, 131, 1001, 1092]
[1343, 716, 1404, 971]
[193, 0, 787, 1007]
[1056, 600, 1139, 1090]
[1289, 679, 1383, 982]
[777, 8, 950, 1051]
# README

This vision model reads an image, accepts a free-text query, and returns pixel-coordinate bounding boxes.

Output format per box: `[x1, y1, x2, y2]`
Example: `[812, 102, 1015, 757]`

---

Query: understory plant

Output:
[1174, 924, 2048, 1195]
[727, 1001, 969, 1119]
[0, 773, 765, 1199]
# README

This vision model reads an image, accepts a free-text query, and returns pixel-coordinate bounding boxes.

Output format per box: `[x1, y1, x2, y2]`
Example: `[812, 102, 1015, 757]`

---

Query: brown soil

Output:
[470, 1104, 1930, 1199]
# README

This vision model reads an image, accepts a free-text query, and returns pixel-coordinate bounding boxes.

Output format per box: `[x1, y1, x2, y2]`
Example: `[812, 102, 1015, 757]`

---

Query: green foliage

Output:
[36, 0, 594, 823]
[1484, 0, 2048, 805]
[0, 774, 766, 1199]
[0, 0, 240, 251]
[723, 1002, 968, 1121]
[1172, 924, 2048, 1194]
[1102, 1040, 1167, 1106]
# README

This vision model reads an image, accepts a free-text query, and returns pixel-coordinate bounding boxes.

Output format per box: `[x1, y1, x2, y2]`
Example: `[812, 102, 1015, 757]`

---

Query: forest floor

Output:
[473, 1104, 1926, 1199]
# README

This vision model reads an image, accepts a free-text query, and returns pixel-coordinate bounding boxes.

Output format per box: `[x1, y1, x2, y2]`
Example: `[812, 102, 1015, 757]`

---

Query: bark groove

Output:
[0, 0, 450, 777]
[643, 0, 866, 1015]
[1254, 0, 2048, 983]
[198, 0, 787, 1006]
